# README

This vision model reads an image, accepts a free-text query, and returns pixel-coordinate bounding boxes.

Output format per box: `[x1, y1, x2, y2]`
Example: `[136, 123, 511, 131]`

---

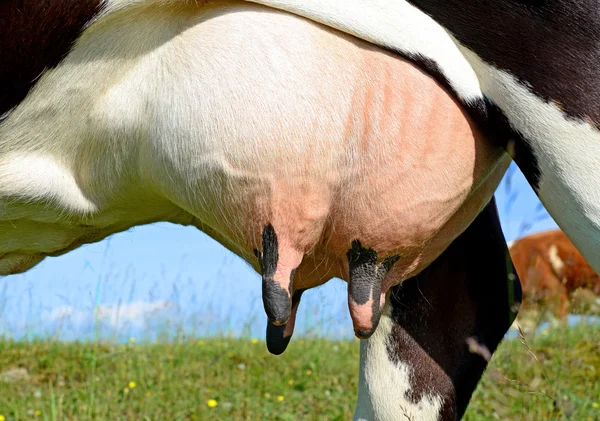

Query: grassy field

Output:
[0, 323, 598, 421]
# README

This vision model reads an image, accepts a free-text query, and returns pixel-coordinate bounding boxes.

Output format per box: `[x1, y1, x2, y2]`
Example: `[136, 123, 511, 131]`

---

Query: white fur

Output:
[101, 0, 484, 103]
[457, 45, 600, 275]
[355, 303, 443, 421]
[246, 0, 483, 105]
[0, 153, 97, 215]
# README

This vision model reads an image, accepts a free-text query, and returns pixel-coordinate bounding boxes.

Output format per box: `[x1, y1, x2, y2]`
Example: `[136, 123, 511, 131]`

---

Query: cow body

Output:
[510, 229, 600, 318]
[0, 2, 518, 420]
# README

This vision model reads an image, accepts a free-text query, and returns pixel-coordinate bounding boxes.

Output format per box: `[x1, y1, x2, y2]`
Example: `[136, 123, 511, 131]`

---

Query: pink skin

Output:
[347, 292, 388, 334]
[348, 296, 375, 332]
[221, 53, 509, 336]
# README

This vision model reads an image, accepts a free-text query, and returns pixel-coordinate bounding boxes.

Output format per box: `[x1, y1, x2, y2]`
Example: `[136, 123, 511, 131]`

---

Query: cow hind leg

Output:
[354, 198, 522, 420]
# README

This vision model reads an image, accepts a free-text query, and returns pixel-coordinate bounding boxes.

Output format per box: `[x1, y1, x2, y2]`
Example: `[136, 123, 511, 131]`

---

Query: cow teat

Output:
[255, 224, 304, 326]
[265, 289, 305, 355]
[347, 240, 400, 339]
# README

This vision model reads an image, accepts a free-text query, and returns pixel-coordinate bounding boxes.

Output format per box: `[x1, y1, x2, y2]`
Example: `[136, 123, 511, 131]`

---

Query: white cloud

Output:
[44, 301, 175, 330]
[96, 301, 174, 327]
[45, 305, 88, 326]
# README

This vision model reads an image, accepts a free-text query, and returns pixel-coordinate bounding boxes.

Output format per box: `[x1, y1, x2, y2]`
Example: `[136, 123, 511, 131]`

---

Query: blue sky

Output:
[0, 162, 557, 341]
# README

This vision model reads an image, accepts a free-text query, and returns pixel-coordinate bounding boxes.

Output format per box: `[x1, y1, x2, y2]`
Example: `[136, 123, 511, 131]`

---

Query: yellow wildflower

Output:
[306, 369, 312, 376]
[197, 340, 205, 346]
[264, 393, 271, 398]
[123, 387, 129, 394]
[207, 399, 218, 408]
[592, 402, 599, 408]
[34, 410, 42, 417]
[251, 338, 259, 344]
[0, 415, 5, 421]
[287, 380, 294, 386]
[277, 395, 285, 402]
[129, 337, 136, 343]
[128, 381, 136, 389]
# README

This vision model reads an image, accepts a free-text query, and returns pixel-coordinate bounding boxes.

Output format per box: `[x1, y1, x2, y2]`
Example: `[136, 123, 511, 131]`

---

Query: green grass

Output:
[0, 323, 598, 421]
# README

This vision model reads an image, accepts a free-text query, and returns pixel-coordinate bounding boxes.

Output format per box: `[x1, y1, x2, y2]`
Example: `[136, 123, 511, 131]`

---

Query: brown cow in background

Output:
[509, 230, 600, 318]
